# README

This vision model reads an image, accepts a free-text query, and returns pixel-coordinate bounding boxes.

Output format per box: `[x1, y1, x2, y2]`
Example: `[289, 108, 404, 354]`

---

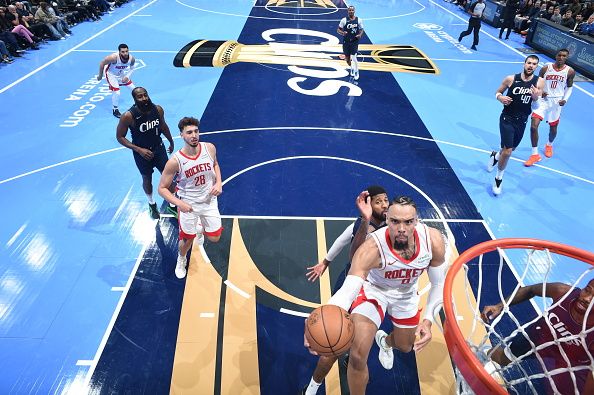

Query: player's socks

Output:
[146, 194, 155, 204]
[496, 169, 505, 179]
[531, 146, 538, 155]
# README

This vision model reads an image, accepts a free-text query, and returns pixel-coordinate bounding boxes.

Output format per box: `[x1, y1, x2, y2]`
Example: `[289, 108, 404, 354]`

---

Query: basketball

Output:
[305, 305, 354, 357]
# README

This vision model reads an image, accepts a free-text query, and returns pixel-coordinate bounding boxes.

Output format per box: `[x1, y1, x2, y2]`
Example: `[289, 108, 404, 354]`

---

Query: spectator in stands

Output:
[571, 13, 584, 30]
[550, 6, 563, 23]
[567, 0, 582, 16]
[34, 2, 70, 39]
[582, 2, 594, 19]
[561, 9, 575, 27]
[515, 1, 542, 31]
[3, 5, 40, 48]
[579, 14, 594, 33]
[0, 38, 14, 62]
[544, 5, 555, 20]
[14, 1, 53, 40]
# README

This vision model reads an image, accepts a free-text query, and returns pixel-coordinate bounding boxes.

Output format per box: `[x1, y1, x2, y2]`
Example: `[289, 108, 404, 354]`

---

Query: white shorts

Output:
[531, 96, 562, 126]
[105, 72, 133, 92]
[350, 281, 421, 329]
[178, 198, 223, 240]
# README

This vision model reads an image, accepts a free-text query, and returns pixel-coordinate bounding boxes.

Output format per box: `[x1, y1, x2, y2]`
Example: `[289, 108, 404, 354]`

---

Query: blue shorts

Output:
[342, 40, 359, 56]
[499, 113, 528, 149]
[132, 142, 168, 176]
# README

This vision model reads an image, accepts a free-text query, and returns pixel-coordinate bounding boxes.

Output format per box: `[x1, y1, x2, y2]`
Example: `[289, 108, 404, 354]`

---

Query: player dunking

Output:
[337, 5, 364, 80]
[487, 55, 543, 195]
[158, 117, 223, 279]
[306, 196, 448, 395]
[524, 49, 576, 166]
[97, 43, 136, 118]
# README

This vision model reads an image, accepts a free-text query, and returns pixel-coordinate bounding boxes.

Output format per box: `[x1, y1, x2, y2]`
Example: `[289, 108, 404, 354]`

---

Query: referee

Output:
[458, 0, 486, 50]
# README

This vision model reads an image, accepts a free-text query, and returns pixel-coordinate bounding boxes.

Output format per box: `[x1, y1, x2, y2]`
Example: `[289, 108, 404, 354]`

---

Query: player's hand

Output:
[96, 74, 102, 81]
[413, 319, 432, 352]
[355, 190, 373, 221]
[167, 141, 174, 154]
[304, 319, 319, 355]
[178, 201, 193, 213]
[210, 183, 222, 196]
[499, 95, 513, 105]
[558, 99, 567, 106]
[122, 76, 130, 84]
[481, 303, 503, 322]
[529, 84, 539, 98]
[137, 147, 154, 160]
[306, 259, 329, 282]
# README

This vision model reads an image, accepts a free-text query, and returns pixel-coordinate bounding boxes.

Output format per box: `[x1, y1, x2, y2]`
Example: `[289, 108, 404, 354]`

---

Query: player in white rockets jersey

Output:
[97, 43, 137, 119]
[158, 116, 223, 279]
[306, 196, 448, 395]
[524, 48, 576, 166]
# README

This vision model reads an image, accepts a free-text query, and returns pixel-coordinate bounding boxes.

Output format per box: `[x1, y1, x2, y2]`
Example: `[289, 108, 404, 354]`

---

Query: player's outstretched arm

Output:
[482, 282, 572, 322]
[306, 223, 353, 282]
[415, 227, 448, 352]
[327, 237, 380, 311]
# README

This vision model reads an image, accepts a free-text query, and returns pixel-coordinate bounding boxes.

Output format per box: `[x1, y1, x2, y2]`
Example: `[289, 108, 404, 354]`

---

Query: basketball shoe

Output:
[492, 177, 503, 196]
[375, 330, 394, 369]
[148, 203, 160, 219]
[544, 144, 553, 158]
[166, 204, 178, 219]
[112, 108, 122, 118]
[524, 153, 542, 166]
[487, 151, 498, 172]
[175, 254, 187, 279]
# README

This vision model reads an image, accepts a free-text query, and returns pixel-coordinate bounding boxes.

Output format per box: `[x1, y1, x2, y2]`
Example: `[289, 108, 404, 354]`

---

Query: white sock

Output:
[496, 169, 505, 179]
[146, 194, 155, 204]
[495, 151, 500, 161]
[352, 55, 359, 73]
[112, 90, 120, 108]
[305, 378, 322, 395]
[531, 147, 538, 155]
[546, 141, 553, 146]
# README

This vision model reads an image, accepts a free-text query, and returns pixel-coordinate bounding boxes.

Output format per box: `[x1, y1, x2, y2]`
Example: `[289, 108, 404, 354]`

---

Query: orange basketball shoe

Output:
[524, 154, 542, 167]
[545, 144, 553, 158]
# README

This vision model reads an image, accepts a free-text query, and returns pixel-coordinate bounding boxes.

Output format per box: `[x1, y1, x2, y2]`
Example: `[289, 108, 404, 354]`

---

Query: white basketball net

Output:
[451, 247, 594, 395]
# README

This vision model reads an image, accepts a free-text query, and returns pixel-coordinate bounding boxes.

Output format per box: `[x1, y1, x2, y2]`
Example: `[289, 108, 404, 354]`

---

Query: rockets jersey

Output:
[106, 53, 133, 78]
[368, 223, 433, 294]
[525, 288, 594, 392]
[502, 73, 540, 117]
[174, 143, 216, 205]
[542, 63, 570, 98]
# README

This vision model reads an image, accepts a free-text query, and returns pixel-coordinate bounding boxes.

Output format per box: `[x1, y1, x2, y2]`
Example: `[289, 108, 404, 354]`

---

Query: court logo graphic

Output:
[173, 29, 439, 97]
[266, 0, 337, 7]
[413, 23, 443, 31]
[414, 22, 473, 55]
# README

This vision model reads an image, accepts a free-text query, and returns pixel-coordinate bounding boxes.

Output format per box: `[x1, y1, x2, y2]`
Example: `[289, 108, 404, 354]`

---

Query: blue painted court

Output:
[0, 0, 593, 393]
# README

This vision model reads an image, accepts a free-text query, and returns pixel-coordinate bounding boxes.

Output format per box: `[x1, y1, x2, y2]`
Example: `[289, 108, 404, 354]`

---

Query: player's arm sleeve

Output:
[423, 229, 449, 321]
[423, 262, 447, 321]
[327, 275, 364, 311]
[562, 86, 573, 101]
[325, 223, 354, 262]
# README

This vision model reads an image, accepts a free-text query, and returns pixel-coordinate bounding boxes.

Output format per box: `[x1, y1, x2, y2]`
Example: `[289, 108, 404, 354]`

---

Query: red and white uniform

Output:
[174, 143, 222, 240]
[350, 223, 433, 328]
[532, 63, 571, 126]
[105, 53, 133, 91]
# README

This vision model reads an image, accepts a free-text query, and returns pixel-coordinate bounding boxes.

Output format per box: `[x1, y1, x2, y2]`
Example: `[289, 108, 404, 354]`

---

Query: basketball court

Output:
[0, 0, 593, 393]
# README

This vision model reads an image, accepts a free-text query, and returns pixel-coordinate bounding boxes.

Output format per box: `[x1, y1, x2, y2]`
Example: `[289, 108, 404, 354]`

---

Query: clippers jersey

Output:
[525, 288, 594, 392]
[542, 63, 569, 98]
[368, 223, 433, 294]
[503, 73, 539, 117]
[174, 143, 216, 205]
[106, 53, 132, 78]
[339, 16, 363, 43]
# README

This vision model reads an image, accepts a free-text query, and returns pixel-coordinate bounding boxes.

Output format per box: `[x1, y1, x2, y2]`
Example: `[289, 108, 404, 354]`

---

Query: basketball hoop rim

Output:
[443, 238, 594, 394]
